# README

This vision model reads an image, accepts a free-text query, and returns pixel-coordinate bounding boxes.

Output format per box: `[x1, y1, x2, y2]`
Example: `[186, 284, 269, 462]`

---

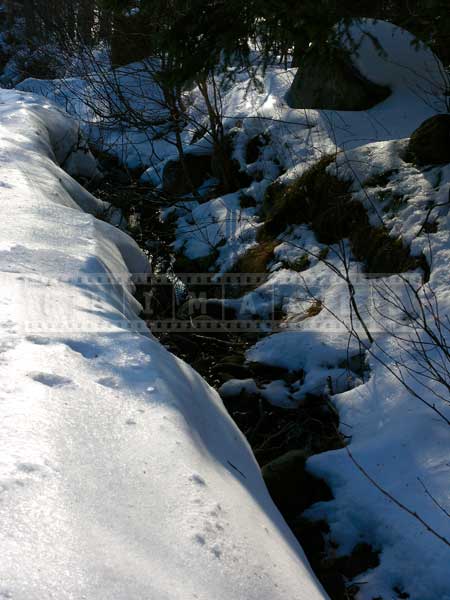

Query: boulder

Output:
[212, 362, 253, 380]
[248, 361, 290, 381]
[406, 114, 450, 165]
[211, 148, 253, 192]
[261, 449, 332, 515]
[335, 543, 380, 579]
[162, 153, 212, 195]
[286, 47, 390, 111]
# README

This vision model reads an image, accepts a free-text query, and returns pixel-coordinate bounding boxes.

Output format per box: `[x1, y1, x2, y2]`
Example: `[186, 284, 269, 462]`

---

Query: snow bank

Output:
[305, 141, 450, 600]
[0, 89, 327, 599]
[17, 61, 175, 170]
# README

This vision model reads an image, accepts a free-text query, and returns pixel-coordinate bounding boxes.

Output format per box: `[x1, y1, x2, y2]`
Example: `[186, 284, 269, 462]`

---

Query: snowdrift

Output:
[0, 90, 327, 599]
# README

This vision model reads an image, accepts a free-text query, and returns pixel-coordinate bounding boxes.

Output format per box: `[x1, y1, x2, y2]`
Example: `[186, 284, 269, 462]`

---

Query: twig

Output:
[345, 445, 450, 548]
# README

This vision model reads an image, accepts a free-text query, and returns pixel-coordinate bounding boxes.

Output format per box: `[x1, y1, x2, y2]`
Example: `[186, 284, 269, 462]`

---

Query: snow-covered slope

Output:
[0, 90, 328, 599]
[13, 18, 450, 599]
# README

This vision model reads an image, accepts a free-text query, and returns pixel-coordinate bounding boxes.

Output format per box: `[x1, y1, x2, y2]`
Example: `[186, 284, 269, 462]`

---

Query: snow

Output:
[9, 16, 450, 599]
[178, 20, 450, 599]
[219, 378, 259, 398]
[174, 191, 259, 269]
[17, 61, 176, 170]
[247, 330, 360, 373]
[230, 23, 450, 597]
[342, 19, 446, 98]
[305, 134, 450, 598]
[0, 89, 328, 599]
[157, 19, 447, 272]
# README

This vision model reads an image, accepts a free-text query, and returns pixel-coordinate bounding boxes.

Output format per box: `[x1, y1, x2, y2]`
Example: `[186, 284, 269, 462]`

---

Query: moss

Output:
[260, 156, 425, 276]
[306, 300, 323, 318]
[363, 169, 398, 188]
[318, 247, 329, 261]
[285, 253, 310, 272]
[351, 226, 416, 274]
[422, 220, 439, 234]
[260, 156, 353, 244]
[383, 192, 407, 214]
[175, 249, 219, 273]
[232, 240, 278, 273]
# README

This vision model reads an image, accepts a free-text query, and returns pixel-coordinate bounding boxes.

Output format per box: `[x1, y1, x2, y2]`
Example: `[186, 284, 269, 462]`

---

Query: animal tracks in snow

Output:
[28, 372, 73, 387]
[26, 335, 101, 359]
[189, 474, 231, 560]
[97, 376, 119, 389]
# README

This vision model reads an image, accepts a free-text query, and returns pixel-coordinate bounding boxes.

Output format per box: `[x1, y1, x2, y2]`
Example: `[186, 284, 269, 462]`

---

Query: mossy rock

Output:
[174, 249, 219, 273]
[210, 134, 253, 192]
[163, 153, 212, 196]
[289, 517, 329, 566]
[248, 362, 289, 381]
[406, 114, 450, 166]
[262, 449, 333, 515]
[246, 133, 268, 164]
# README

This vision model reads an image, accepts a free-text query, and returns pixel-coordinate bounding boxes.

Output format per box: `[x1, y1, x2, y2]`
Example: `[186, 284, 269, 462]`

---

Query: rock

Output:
[288, 517, 329, 564]
[335, 543, 380, 579]
[177, 299, 236, 321]
[219, 353, 246, 366]
[221, 387, 260, 411]
[162, 153, 212, 195]
[210, 136, 253, 192]
[212, 362, 253, 379]
[406, 114, 450, 165]
[338, 352, 367, 377]
[245, 134, 268, 164]
[261, 449, 332, 515]
[239, 193, 257, 208]
[248, 361, 290, 381]
[286, 47, 390, 111]
[319, 571, 347, 600]
[109, 166, 132, 185]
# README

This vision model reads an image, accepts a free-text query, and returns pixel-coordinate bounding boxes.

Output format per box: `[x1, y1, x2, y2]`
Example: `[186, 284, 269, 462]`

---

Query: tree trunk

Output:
[23, 0, 36, 40]
[78, 0, 95, 45]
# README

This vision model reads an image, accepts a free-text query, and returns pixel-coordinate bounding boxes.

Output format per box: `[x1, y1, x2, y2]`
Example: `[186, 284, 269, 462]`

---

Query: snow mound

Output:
[342, 19, 445, 101]
[0, 89, 327, 599]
